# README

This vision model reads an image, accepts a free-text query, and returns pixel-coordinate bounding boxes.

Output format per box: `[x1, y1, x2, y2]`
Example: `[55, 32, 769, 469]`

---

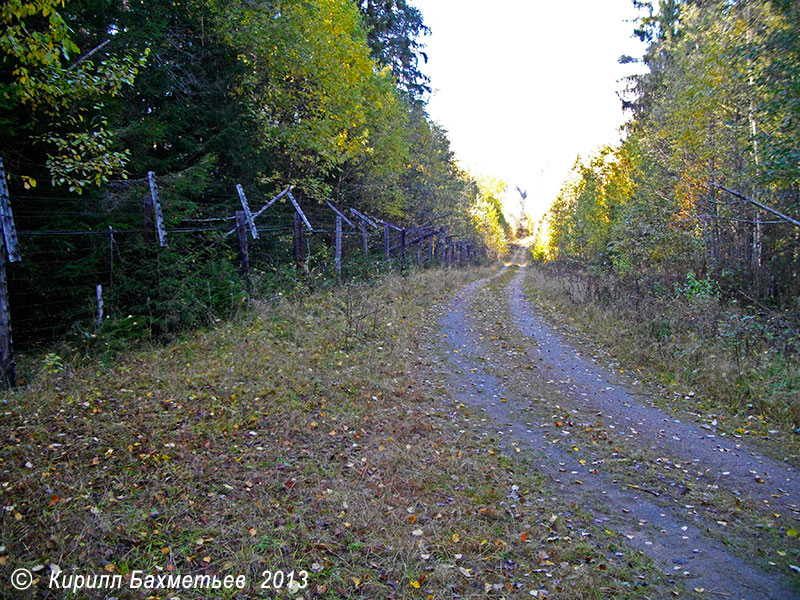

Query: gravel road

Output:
[436, 251, 799, 599]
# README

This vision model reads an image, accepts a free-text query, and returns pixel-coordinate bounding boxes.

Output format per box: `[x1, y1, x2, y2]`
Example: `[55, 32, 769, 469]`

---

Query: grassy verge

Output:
[0, 266, 657, 599]
[522, 261, 800, 461]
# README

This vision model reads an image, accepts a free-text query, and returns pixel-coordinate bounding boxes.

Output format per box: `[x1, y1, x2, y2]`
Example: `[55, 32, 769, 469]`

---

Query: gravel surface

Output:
[436, 253, 798, 599]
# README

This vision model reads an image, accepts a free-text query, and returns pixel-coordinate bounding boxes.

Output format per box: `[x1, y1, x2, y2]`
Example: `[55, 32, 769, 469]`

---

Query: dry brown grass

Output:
[0, 266, 658, 599]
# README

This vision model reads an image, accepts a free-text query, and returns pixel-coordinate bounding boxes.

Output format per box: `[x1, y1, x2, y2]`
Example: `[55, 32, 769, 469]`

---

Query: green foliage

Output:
[675, 271, 720, 302]
[41, 352, 64, 375]
[1, 0, 147, 192]
[470, 175, 510, 258]
[548, 0, 800, 305]
[356, 0, 430, 97]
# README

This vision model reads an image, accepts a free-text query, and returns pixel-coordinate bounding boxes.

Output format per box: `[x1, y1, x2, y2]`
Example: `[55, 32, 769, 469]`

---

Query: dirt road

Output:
[436, 250, 799, 599]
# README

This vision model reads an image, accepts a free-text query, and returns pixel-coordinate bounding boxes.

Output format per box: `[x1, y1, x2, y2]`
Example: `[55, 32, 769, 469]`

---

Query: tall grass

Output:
[524, 261, 800, 430]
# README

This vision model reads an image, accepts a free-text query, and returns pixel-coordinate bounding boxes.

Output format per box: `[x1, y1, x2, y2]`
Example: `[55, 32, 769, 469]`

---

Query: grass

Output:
[522, 260, 800, 457]
[0, 266, 660, 599]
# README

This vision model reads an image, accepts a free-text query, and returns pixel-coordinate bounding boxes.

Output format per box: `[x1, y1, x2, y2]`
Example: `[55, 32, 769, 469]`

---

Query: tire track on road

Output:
[507, 256, 800, 516]
[437, 257, 796, 599]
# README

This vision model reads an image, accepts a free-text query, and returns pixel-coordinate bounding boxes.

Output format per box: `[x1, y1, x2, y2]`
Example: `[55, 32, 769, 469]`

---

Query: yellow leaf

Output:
[410, 579, 421, 588]
[451, 533, 460, 543]
[787, 529, 798, 537]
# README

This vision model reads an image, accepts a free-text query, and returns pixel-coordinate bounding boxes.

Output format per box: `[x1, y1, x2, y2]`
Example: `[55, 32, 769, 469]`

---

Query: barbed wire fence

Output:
[0, 157, 482, 387]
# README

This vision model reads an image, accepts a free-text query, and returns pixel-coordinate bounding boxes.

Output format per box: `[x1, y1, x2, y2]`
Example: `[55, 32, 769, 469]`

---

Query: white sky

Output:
[412, 0, 648, 223]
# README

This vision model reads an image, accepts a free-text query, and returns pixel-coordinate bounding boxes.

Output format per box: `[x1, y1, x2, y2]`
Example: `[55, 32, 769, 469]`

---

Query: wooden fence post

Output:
[147, 171, 167, 247]
[400, 227, 407, 267]
[360, 220, 368, 256]
[383, 222, 390, 261]
[0, 160, 17, 387]
[0, 239, 14, 388]
[294, 212, 307, 271]
[0, 158, 20, 263]
[95, 284, 104, 330]
[334, 215, 342, 280]
[235, 211, 251, 290]
[416, 231, 424, 265]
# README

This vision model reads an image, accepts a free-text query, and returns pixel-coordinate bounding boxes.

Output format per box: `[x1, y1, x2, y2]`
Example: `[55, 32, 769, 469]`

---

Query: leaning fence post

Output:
[147, 171, 167, 247]
[235, 211, 251, 291]
[383, 222, 390, 261]
[236, 184, 259, 239]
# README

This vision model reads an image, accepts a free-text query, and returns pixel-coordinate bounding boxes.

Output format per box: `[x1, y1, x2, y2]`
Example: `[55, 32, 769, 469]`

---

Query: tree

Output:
[356, 0, 430, 97]
[470, 175, 510, 258]
[1, 0, 147, 192]
[546, 0, 800, 304]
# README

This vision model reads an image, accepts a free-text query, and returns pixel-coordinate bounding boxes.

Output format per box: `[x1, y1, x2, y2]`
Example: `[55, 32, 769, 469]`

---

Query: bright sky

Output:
[412, 0, 648, 224]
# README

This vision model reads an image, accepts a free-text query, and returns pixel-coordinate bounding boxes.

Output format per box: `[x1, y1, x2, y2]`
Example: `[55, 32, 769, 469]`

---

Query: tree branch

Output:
[67, 39, 111, 71]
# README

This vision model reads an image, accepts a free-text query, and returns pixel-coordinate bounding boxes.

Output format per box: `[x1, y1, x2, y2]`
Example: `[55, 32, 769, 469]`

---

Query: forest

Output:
[542, 0, 800, 306]
[1, 0, 510, 354]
